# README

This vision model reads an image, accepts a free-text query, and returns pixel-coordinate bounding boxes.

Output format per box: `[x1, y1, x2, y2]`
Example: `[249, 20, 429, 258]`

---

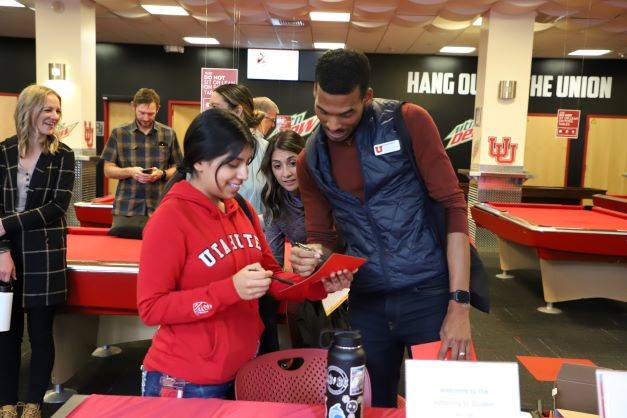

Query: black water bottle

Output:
[325, 330, 366, 418]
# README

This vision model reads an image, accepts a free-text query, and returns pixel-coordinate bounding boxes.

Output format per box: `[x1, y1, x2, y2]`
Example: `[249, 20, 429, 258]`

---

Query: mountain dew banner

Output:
[269, 111, 320, 139]
[444, 119, 474, 150]
[55, 121, 79, 140]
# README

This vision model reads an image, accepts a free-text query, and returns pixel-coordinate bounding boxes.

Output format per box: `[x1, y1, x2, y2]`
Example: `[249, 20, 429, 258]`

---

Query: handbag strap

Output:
[234, 193, 255, 224]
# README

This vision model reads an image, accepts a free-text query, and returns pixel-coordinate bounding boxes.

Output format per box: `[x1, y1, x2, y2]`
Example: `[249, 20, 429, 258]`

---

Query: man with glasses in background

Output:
[253, 97, 279, 139]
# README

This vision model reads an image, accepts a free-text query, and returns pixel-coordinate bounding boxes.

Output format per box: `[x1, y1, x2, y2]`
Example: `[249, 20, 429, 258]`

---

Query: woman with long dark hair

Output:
[137, 109, 353, 399]
[261, 131, 348, 348]
[0, 85, 75, 418]
[207, 84, 266, 213]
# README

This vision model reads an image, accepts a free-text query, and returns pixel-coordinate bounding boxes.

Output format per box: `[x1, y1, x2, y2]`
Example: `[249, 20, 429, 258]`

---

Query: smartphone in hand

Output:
[141, 168, 153, 174]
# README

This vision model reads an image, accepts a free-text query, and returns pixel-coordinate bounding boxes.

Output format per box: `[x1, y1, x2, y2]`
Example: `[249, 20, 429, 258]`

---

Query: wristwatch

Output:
[450, 290, 471, 304]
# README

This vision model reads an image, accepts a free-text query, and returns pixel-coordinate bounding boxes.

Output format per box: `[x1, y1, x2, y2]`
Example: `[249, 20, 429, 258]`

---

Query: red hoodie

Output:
[137, 180, 326, 384]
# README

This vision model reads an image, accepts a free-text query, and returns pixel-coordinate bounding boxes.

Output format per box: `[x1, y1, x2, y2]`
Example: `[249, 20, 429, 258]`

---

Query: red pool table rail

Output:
[66, 230, 141, 315]
[471, 203, 627, 258]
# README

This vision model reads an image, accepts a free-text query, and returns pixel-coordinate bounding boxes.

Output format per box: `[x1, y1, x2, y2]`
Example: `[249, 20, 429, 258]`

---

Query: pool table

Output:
[471, 202, 627, 313]
[73, 195, 114, 227]
[52, 227, 156, 385]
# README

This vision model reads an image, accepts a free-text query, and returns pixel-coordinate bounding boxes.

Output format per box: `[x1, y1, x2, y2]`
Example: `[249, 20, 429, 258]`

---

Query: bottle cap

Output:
[333, 330, 362, 347]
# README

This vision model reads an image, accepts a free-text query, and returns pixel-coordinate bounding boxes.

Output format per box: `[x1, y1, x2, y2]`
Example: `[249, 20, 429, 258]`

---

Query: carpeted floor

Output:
[17, 252, 627, 417]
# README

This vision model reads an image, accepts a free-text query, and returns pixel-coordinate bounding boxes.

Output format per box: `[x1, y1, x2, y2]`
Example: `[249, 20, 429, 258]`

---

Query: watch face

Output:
[452, 290, 470, 304]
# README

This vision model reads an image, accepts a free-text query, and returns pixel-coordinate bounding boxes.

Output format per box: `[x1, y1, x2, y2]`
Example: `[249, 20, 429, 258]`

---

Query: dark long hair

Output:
[260, 130, 306, 220]
[161, 109, 256, 199]
[214, 84, 264, 129]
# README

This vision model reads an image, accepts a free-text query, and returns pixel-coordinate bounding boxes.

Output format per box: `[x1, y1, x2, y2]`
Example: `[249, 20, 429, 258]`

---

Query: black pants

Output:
[0, 293, 56, 405]
[348, 285, 449, 408]
[257, 294, 280, 355]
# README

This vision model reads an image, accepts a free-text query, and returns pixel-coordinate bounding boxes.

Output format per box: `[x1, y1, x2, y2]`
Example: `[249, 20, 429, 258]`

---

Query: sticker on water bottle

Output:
[349, 365, 365, 396]
[327, 366, 349, 396]
[328, 403, 346, 418]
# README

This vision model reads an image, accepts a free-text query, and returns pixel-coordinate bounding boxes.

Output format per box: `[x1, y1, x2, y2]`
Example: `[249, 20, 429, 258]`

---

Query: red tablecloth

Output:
[67, 395, 404, 418]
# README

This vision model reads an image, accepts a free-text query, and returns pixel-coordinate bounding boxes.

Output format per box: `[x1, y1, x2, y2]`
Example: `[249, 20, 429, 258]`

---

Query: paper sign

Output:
[278, 253, 366, 298]
[411, 341, 478, 361]
[557, 410, 599, 418]
[405, 360, 521, 418]
[321, 288, 349, 316]
[556, 109, 581, 138]
[200, 68, 238, 111]
[596, 370, 627, 418]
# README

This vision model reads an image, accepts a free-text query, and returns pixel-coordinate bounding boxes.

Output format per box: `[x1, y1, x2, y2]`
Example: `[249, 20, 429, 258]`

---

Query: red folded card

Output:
[277, 253, 366, 298]
[410, 340, 478, 361]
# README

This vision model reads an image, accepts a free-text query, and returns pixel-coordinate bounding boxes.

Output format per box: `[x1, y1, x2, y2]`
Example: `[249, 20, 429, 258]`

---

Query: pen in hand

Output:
[294, 242, 316, 252]
[249, 267, 294, 286]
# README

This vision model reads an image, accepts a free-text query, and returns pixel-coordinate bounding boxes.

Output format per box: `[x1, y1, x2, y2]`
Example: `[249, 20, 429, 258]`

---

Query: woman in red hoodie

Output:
[137, 109, 352, 399]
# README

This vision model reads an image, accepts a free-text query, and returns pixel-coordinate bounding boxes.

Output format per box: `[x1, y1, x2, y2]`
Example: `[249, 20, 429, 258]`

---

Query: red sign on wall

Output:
[200, 68, 238, 111]
[556, 109, 581, 138]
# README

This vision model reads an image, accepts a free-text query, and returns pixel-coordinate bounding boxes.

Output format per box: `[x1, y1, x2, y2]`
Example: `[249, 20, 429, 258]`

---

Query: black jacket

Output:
[0, 135, 75, 307]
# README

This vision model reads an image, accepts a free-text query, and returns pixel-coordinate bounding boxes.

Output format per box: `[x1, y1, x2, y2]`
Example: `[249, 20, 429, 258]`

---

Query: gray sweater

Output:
[263, 189, 306, 266]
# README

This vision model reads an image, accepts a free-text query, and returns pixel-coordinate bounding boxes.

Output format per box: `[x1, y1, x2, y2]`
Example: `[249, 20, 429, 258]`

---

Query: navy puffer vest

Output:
[305, 99, 447, 294]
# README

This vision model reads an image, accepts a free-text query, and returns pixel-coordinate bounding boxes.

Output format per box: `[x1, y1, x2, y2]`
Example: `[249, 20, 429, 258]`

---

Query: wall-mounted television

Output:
[247, 49, 299, 81]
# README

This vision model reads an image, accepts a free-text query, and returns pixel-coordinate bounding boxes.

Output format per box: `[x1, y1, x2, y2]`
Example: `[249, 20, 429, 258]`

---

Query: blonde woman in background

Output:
[0, 85, 75, 418]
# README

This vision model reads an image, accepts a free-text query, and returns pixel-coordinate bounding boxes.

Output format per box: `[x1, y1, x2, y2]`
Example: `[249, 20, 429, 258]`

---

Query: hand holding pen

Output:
[232, 263, 296, 300]
[232, 263, 272, 300]
[290, 242, 325, 277]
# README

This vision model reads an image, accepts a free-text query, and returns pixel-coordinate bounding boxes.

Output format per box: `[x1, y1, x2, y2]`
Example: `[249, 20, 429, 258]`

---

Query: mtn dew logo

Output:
[55, 122, 79, 140]
[268, 111, 320, 139]
[444, 119, 474, 150]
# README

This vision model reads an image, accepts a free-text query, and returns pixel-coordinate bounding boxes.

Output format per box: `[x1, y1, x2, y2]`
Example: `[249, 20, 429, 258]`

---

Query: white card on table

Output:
[405, 359, 521, 418]
[596, 370, 627, 418]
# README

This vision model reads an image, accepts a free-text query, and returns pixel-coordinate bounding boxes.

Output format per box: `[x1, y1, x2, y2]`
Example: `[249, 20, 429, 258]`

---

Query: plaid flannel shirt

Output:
[101, 120, 182, 216]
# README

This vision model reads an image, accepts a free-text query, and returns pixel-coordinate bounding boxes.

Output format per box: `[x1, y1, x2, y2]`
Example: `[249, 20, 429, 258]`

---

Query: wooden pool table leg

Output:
[92, 344, 122, 357]
[496, 239, 539, 279]
[44, 383, 77, 404]
[537, 302, 562, 314]
[496, 270, 515, 279]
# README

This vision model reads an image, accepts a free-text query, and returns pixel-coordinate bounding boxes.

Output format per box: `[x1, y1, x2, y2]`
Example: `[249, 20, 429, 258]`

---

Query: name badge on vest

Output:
[373, 140, 401, 156]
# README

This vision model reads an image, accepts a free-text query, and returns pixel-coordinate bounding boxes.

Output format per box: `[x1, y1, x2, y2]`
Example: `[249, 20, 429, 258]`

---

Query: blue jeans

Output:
[141, 369, 233, 399]
[348, 284, 449, 408]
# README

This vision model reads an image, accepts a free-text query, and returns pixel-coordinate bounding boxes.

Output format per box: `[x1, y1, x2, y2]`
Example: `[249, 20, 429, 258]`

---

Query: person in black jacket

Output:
[0, 85, 75, 418]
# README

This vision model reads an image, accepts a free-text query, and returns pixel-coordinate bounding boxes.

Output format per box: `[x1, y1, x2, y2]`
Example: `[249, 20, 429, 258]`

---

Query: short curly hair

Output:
[315, 49, 370, 97]
[133, 88, 160, 107]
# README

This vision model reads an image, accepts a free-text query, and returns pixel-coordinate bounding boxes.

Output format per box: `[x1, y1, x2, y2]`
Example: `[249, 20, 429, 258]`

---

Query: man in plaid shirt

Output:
[101, 88, 182, 236]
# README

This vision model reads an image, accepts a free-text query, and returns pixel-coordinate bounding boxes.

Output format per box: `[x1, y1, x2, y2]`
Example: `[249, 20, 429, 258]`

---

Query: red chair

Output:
[235, 348, 372, 406]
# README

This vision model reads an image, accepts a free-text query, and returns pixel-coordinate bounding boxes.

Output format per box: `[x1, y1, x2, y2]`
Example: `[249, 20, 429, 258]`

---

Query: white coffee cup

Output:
[0, 281, 13, 332]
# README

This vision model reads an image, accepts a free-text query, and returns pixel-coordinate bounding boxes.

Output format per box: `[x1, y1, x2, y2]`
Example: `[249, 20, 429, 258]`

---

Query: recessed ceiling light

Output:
[473, 17, 482, 26]
[568, 49, 611, 57]
[439, 46, 476, 54]
[313, 42, 346, 50]
[310, 12, 350, 22]
[270, 18, 305, 27]
[141, 5, 188, 16]
[183, 37, 219, 45]
[0, 0, 25, 7]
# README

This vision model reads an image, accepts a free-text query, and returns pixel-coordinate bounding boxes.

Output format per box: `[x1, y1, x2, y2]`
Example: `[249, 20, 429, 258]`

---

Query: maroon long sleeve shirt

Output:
[297, 103, 468, 250]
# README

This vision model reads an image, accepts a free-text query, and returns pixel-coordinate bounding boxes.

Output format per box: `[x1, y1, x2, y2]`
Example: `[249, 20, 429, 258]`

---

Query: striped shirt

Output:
[101, 120, 182, 216]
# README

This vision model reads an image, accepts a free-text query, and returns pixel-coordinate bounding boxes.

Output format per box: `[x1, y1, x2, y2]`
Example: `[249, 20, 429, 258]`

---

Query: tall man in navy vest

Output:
[290, 49, 471, 407]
